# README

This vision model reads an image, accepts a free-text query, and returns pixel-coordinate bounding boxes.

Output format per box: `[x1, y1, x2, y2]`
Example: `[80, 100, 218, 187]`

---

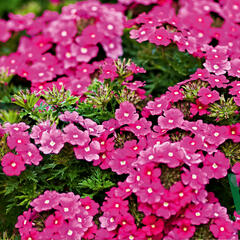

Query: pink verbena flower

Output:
[210, 218, 235, 239]
[39, 127, 64, 154]
[203, 151, 230, 179]
[63, 123, 89, 146]
[1, 152, 25, 176]
[198, 87, 220, 105]
[158, 108, 184, 130]
[74, 141, 100, 162]
[181, 166, 209, 190]
[115, 101, 139, 125]
[7, 132, 30, 150]
[16, 143, 43, 166]
[30, 190, 60, 212]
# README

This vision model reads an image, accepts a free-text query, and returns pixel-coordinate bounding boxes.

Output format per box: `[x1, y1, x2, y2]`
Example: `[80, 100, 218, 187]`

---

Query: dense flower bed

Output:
[1, 0, 240, 239]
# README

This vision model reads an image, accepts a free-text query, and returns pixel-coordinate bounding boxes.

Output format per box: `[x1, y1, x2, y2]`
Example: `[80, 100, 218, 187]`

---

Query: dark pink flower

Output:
[30, 190, 60, 212]
[63, 123, 89, 146]
[158, 108, 184, 130]
[142, 215, 164, 236]
[115, 101, 139, 125]
[45, 211, 64, 231]
[1, 152, 25, 176]
[210, 218, 235, 239]
[74, 141, 100, 162]
[175, 219, 195, 239]
[203, 151, 230, 179]
[149, 28, 171, 46]
[16, 143, 43, 166]
[7, 132, 30, 150]
[198, 87, 220, 105]
[181, 166, 208, 190]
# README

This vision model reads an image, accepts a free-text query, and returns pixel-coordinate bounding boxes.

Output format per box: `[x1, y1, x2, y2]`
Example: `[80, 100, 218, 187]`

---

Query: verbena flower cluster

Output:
[9, 64, 240, 238]
[1, 0, 240, 239]
[0, 0, 125, 94]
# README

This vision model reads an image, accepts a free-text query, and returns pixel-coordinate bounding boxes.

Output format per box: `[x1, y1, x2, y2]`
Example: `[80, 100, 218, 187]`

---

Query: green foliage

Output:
[0, 144, 120, 234]
[122, 30, 203, 96]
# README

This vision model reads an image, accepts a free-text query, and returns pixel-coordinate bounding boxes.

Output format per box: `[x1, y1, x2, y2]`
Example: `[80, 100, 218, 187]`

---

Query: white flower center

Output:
[73, 135, 78, 138]
[148, 155, 154, 160]
[147, 188, 153, 193]
[163, 202, 169, 207]
[11, 162, 16, 167]
[65, 52, 71, 58]
[28, 152, 32, 157]
[168, 119, 174, 123]
[81, 48, 88, 54]
[195, 212, 200, 216]
[61, 31, 67, 37]
[44, 200, 50, 204]
[124, 113, 129, 117]
[212, 163, 218, 169]
[220, 227, 224, 231]
[64, 207, 69, 212]
[213, 65, 219, 70]
[50, 141, 56, 147]
[168, 152, 173, 157]
[67, 230, 73, 236]
[192, 174, 197, 179]
[107, 24, 114, 30]
[120, 161, 126, 166]
[85, 147, 90, 152]
[214, 132, 219, 137]
[110, 217, 114, 223]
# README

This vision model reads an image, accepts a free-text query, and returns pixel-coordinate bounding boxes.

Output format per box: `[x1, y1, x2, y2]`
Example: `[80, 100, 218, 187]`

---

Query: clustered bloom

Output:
[0, 1, 125, 95]
[4, 0, 240, 238]
[16, 191, 95, 240]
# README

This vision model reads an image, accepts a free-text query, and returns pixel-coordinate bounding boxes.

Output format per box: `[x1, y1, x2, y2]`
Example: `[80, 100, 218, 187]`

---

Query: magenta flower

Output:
[185, 204, 209, 225]
[56, 196, 80, 219]
[30, 190, 60, 212]
[203, 151, 230, 179]
[7, 132, 30, 150]
[142, 215, 164, 236]
[115, 101, 139, 125]
[99, 212, 120, 231]
[190, 99, 209, 116]
[17, 143, 43, 166]
[74, 141, 100, 162]
[137, 182, 164, 204]
[124, 118, 152, 136]
[210, 218, 235, 239]
[45, 211, 64, 231]
[203, 59, 231, 75]
[1, 152, 25, 176]
[39, 128, 64, 154]
[175, 219, 196, 239]
[149, 28, 171, 46]
[181, 166, 208, 190]
[198, 87, 220, 105]
[158, 108, 184, 130]
[155, 142, 184, 167]
[63, 123, 89, 146]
